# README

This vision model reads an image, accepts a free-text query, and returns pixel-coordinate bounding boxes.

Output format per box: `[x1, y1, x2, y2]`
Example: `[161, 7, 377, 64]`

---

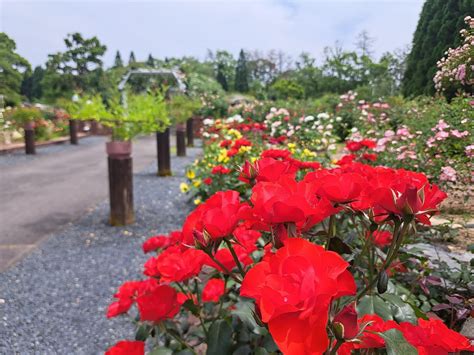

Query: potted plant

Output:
[167, 94, 201, 156]
[6, 106, 42, 154]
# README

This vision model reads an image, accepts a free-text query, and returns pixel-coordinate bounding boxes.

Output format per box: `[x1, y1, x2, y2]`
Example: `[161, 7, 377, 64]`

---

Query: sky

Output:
[1, 0, 425, 68]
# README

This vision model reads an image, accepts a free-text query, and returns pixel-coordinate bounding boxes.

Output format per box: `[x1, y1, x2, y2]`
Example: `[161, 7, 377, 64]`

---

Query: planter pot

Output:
[106, 141, 132, 158]
[24, 121, 35, 131]
[176, 123, 186, 132]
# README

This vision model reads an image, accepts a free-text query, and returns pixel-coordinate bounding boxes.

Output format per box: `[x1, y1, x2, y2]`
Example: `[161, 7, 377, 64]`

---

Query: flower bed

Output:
[105, 103, 473, 354]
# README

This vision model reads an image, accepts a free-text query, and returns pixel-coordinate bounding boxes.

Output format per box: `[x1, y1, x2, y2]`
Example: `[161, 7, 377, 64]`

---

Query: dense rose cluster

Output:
[105, 142, 474, 354]
[434, 16, 474, 92]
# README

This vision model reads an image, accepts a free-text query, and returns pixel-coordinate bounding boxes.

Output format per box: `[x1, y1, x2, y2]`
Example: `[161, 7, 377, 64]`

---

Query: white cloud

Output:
[1, 0, 424, 67]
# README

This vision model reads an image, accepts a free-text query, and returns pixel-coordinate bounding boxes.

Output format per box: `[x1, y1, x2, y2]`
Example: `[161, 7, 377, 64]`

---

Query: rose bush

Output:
[105, 138, 472, 353]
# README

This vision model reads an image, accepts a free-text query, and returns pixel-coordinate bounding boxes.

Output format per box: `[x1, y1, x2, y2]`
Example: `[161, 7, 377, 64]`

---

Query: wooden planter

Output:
[106, 141, 134, 226]
[176, 123, 186, 157]
[24, 122, 35, 155]
[156, 128, 172, 176]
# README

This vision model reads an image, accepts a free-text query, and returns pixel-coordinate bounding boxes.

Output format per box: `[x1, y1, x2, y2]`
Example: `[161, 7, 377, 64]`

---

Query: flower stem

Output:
[224, 239, 246, 277]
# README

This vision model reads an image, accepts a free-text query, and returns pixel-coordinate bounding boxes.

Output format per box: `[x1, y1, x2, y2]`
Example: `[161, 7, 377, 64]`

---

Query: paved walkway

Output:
[0, 135, 159, 272]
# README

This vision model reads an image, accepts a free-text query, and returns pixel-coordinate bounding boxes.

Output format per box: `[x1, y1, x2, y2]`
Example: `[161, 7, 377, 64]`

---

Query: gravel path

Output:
[0, 145, 201, 354]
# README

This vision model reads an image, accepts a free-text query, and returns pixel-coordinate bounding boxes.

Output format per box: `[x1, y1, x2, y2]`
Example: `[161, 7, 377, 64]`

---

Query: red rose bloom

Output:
[360, 139, 376, 149]
[399, 318, 472, 354]
[211, 165, 232, 175]
[203, 177, 213, 185]
[136, 284, 182, 322]
[144, 246, 207, 282]
[107, 279, 158, 318]
[368, 230, 393, 248]
[362, 153, 377, 161]
[202, 278, 226, 302]
[346, 140, 363, 152]
[105, 340, 144, 355]
[240, 238, 356, 354]
[182, 190, 247, 244]
[261, 149, 292, 160]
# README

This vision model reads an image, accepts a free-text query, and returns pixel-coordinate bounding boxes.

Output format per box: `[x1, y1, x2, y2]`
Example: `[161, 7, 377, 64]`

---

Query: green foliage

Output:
[5, 106, 41, 125]
[235, 49, 249, 92]
[21, 66, 45, 102]
[166, 95, 201, 124]
[113, 51, 123, 68]
[269, 79, 305, 100]
[216, 63, 228, 91]
[186, 73, 224, 97]
[377, 329, 418, 355]
[128, 51, 136, 66]
[402, 0, 473, 96]
[0, 32, 31, 105]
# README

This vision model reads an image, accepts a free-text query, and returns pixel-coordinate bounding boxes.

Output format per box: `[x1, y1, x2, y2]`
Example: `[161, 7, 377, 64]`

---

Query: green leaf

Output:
[327, 237, 352, 255]
[254, 347, 270, 355]
[182, 299, 199, 316]
[135, 324, 150, 341]
[149, 347, 173, 355]
[381, 293, 417, 323]
[357, 295, 393, 321]
[377, 329, 417, 355]
[206, 320, 233, 355]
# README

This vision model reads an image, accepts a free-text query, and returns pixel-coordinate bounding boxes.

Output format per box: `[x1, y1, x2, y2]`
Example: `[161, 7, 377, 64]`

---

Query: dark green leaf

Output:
[357, 295, 393, 321]
[182, 299, 199, 316]
[135, 324, 150, 341]
[327, 237, 352, 255]
[149, 347, 173, 355]
[377, 329, 417, 355]
[206, 320, 233, 355]
[254, 347, 269, 355]
[381, 293, 417, 323]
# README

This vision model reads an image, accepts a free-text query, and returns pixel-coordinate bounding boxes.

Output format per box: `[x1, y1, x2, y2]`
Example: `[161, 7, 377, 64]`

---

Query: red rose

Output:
[333, 303, 358, 339]
[105, 340, 144, 355]
[107, 279, 158, 318]
[250, 176, 338, 231]
[336, 154, 356, 165]
[144, 246, 207, 282]
[241, 238, 356, 354]
[346, 140, 363, 152]
[182, 190, 247, 244]
[254, 157, 299, 182]
[399, 318, 472, 354]
[360, 139, 376, 149]
[315, 172, 366, 204]
[142, 235, 171, 253]
[202, 278, 226, 302]
[203, 177, 213, 185]
[136, 284, 182, 322]
[368, 230, 393, 248]
[362, 153, 377, 161]
[261, 149, 292, 160]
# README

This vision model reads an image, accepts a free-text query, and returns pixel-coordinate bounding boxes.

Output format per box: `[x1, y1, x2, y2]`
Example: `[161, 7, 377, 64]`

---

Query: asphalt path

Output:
[0, 135, 159, 271]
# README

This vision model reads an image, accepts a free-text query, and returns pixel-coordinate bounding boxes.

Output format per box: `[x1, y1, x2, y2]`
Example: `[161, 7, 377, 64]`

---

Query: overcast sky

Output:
[1, 0, 424, 68]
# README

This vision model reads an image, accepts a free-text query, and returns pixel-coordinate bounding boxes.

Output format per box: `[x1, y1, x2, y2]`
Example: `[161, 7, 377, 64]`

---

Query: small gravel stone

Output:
[0, 144, 201, 354]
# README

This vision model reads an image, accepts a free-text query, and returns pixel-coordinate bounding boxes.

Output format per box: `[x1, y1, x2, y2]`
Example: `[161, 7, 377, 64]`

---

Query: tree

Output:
[114, 51, 123, 68]
[44, 32, 106, 97]
[402, 0, 473, 96]
[234, 49, 249, 92]
[129, 51, 136, 65]
[21, 66, 45, 101]
[355, 30, 375, 58]
[147, 53, 155, 67]
[208, 50, 236, 90]
[216, 63, 228, 91]
[0, 32, 31, 105]
[269, 79, 305, 100]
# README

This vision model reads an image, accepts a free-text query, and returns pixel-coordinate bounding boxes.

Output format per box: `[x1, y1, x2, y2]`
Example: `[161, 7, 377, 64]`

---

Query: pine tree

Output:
[216, 63, 228, 91]
[129, 51, 136, 65]
[234, 49, 249, 92]
[21, 66, 45, 101]
[114, 51, 123, 68]
[402, 0, 473, 97]
[147, 53, 155, 67]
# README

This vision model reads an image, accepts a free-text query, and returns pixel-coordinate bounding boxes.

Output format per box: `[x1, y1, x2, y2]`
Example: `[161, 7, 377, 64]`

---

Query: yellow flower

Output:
[238, 146, 251, 154]
[227, 129, 242, 139]
[250, 156, 258, 163]
[186, 170, 196, 179]
[303, 148, 316, 157]
[287, 142, 296, 154]
[193, 180, 201, 188]
[193, 198, 202, 205]
[179, 183, 190, 193]
[218, 149, 230, 163]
